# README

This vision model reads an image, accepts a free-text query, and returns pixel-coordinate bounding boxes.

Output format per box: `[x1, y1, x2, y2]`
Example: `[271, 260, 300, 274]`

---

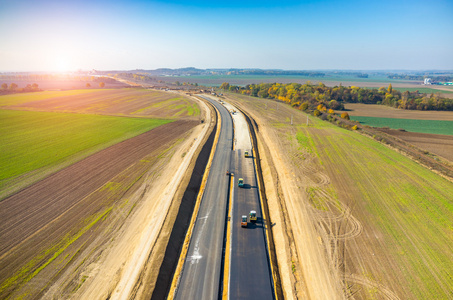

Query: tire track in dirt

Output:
[344, 274, 400, 300]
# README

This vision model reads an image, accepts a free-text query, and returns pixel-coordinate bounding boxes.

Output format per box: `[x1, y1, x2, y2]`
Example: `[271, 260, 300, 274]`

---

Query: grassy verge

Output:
[0, 110, 172, 193]
[350, 116, 453, 135]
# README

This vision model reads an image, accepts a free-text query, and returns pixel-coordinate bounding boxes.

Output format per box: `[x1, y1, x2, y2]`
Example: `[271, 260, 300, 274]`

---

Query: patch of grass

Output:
[0, 110, 172, 192]
[306, 187, 329, 211]
[350, 116, 453, 135]
[390, 87, 453, 94]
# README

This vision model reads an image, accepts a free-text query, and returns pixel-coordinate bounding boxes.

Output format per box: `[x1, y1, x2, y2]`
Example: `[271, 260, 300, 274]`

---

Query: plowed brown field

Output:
[0, 120, 198, 298]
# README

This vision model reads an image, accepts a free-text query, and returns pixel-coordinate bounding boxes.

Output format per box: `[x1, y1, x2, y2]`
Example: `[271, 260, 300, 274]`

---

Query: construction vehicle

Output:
[249, 210, 257, 223]
[241, 215, 248, 227]
[238, 178, 244, 188]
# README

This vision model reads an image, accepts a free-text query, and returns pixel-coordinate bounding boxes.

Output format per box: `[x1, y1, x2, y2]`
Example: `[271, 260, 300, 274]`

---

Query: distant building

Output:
[424, 78, 432, 85]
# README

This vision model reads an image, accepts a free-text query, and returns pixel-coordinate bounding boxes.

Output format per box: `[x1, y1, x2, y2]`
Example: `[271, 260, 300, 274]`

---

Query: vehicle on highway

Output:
[244, 151, 249, 157]
[249, 210, 257, 223]
[241, 215, 248, 227]
[238, 178, 244, 187]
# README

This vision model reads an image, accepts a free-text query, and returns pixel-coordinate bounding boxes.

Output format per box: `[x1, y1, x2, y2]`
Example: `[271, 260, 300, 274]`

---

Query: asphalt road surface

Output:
[175, 95, 274, 300]
[227, 105, 274, 300]
[174, 95, 233, 299]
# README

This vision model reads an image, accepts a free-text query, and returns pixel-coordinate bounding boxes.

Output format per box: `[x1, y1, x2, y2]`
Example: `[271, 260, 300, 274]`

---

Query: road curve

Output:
[174, 95, 233, 299]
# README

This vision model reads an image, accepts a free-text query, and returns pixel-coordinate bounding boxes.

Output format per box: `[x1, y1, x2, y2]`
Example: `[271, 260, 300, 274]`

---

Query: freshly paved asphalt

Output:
[228, 110, 274, 300]
[175, 95, 274, 300]
[174, 95, 233, 300]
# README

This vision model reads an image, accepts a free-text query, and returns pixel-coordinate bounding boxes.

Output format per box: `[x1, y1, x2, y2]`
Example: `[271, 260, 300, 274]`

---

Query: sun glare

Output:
[53, 56, 73, 72]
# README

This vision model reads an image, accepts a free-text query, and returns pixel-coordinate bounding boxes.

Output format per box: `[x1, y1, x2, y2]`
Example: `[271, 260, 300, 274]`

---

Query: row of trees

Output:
[1, 83, 41, 93]
[387, 74, 453, 82]
[220, 82, 453, 111]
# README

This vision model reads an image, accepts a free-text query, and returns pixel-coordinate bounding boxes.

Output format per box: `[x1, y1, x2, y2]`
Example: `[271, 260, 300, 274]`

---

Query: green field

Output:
[0, 109, 172, 195]
[350, 116, 453, 135]
[298, 116, 453, 298]
[389, 87, 453, 94]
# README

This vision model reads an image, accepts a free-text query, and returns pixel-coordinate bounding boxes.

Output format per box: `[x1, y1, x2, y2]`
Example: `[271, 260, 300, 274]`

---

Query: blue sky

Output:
[0, 0, 452, 71]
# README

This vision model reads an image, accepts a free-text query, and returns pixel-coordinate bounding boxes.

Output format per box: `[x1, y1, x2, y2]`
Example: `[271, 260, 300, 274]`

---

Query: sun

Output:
[52, 56, 73, 73]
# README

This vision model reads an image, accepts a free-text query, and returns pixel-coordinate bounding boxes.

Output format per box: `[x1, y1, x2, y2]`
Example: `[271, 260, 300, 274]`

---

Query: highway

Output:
[174, 95, 233, 299]
[225, 102, 275, 300]
[174, 95, 274, 300]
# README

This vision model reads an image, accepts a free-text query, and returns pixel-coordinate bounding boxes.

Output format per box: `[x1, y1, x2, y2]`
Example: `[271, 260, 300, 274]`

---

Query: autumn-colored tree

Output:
[1, 83, 7, 89]
[388, 83, 393, 93]
[328, 100, 339, 110]
[220, 82, 230, 90]
[314, 110, 321, 117]
[99, 82, 105, 88]
[86, 83, 91, 88]
[300, 102, 308, 111]
[341, 112, 350, 120]
[317, 104, 327, 112]
[9, 83, 18, 90]
[328, 109, 335, 114]
[352, 125, 358, 130]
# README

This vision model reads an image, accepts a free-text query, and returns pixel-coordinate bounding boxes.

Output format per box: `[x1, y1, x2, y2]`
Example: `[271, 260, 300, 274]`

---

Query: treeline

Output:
[115, 73, 158, 82]
[0, 74, 117, 83]
[1, 83, 41, 94]
[220, 82, 453, 111]
[226, 69, 325, 77]
[387, 74, 453, 82]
